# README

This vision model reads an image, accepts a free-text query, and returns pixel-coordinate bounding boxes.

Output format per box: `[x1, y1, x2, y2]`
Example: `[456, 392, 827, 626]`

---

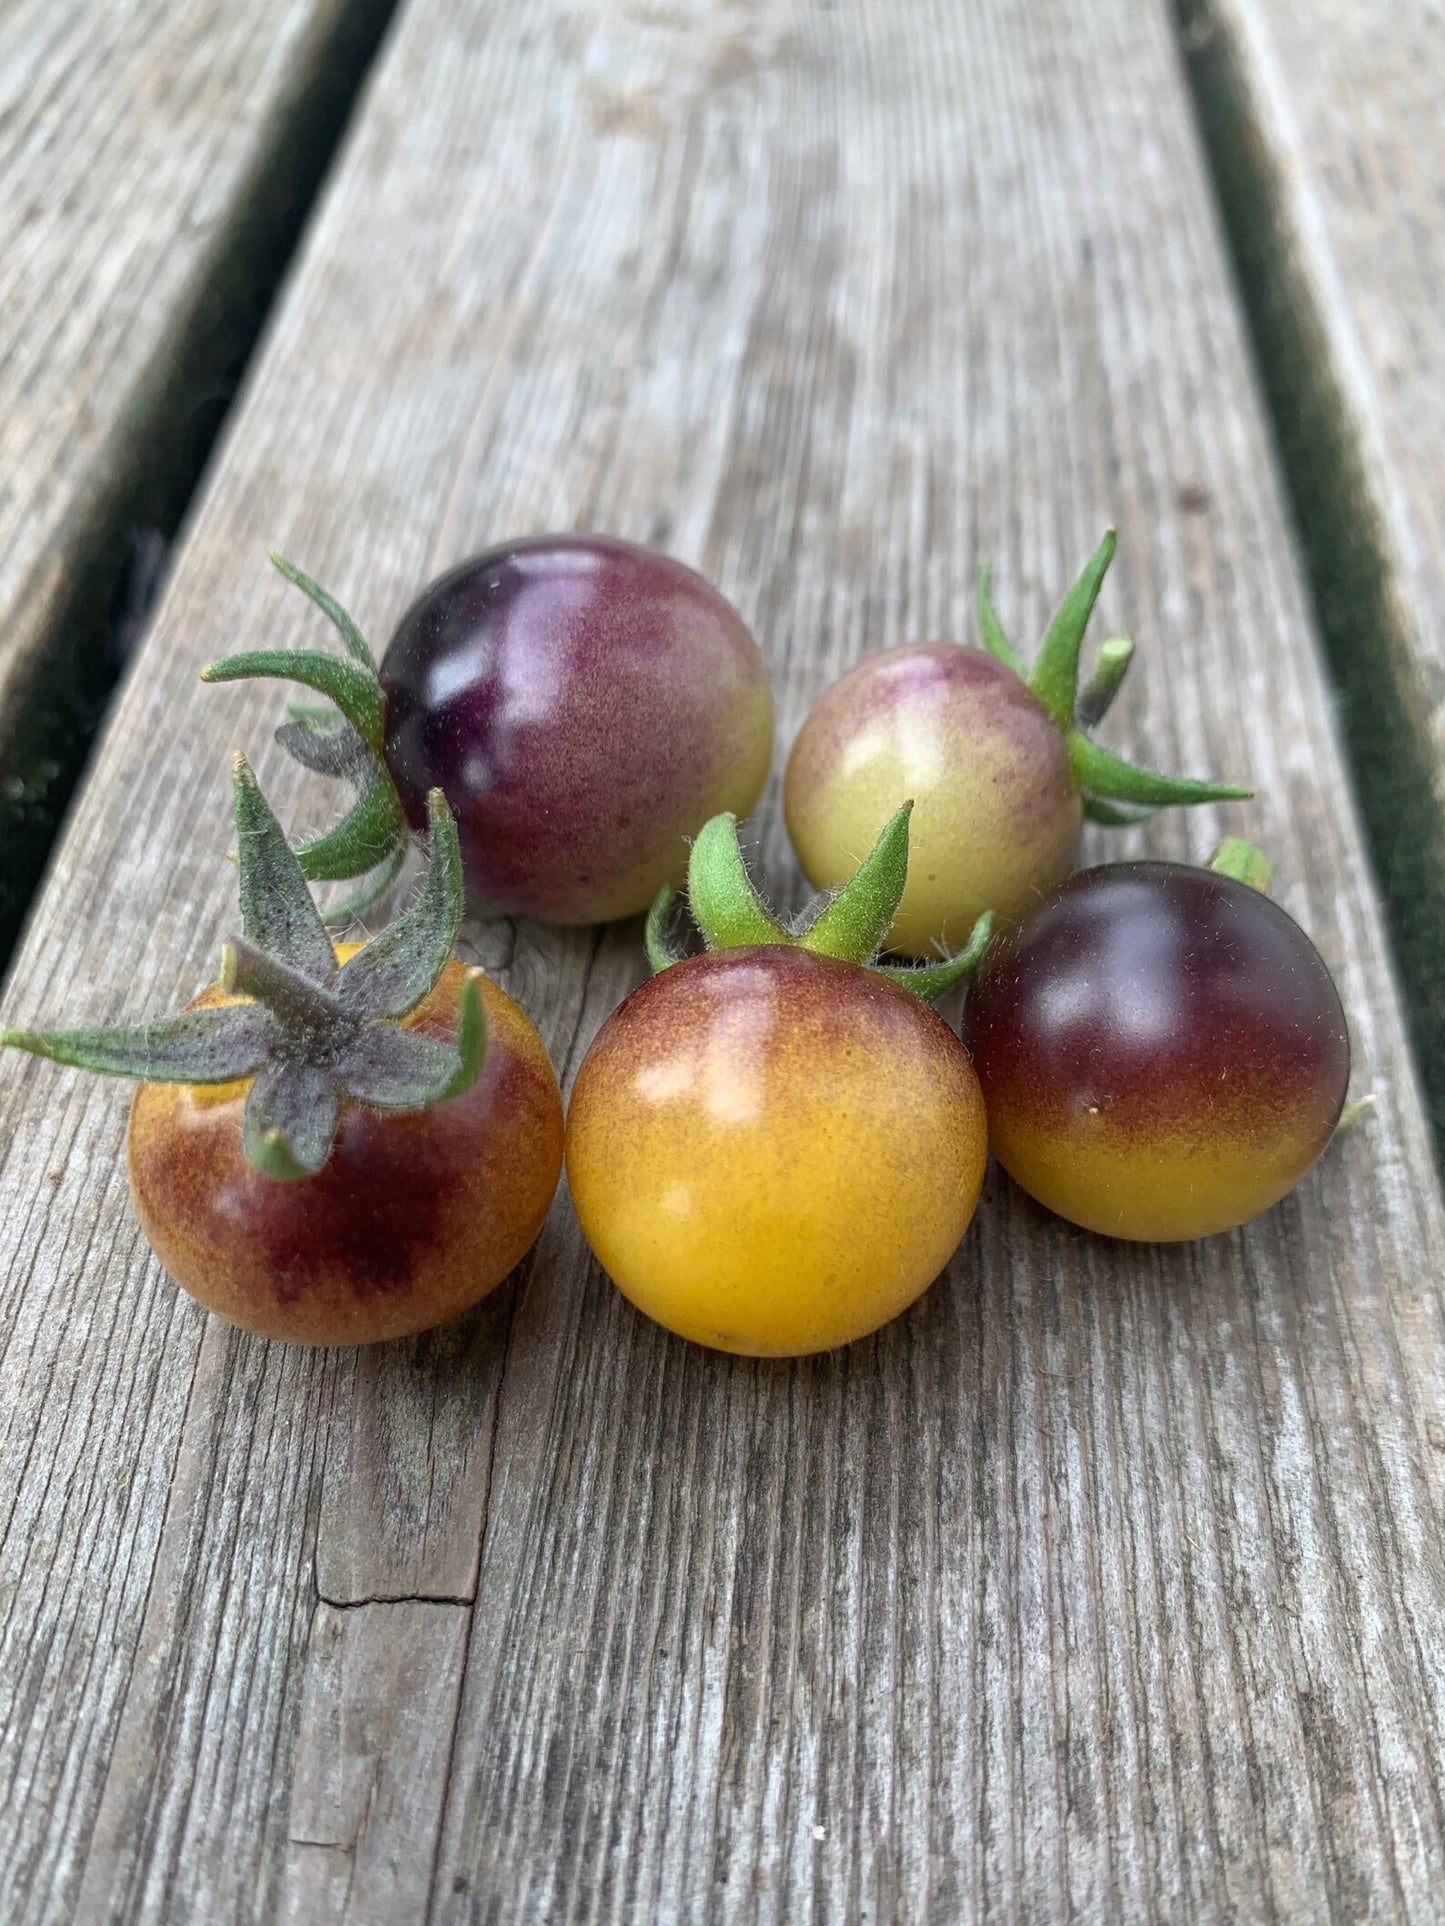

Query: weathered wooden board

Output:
[2, 0, 1444, 1921]
[0, 0, 395, 961]
[1180, 0, 1445, 1143]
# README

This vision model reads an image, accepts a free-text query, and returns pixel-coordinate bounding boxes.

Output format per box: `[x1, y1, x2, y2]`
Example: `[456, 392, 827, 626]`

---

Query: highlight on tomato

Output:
[784, 530, 1251, 957]
[0, 759, 563, 1345]
[201, 537, 774, 925]
[565, 805, 993, 1357]
[962, 839, 1351, 1241]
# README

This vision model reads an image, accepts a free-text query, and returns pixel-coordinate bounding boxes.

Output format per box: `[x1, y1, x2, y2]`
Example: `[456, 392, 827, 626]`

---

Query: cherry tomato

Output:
[786, 644, 1080, 954]
[963, 862, 1350, 1240]
[784, 534, 1247, 956]
[206, 537, 775, 924]
[566, 946, 988, 1355]
[129, 954, 563, 1345]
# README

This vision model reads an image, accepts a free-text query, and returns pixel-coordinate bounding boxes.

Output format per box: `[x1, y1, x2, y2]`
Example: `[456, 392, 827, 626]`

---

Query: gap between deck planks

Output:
[1178, 0, 1445, 1152]
[0, 0, 399, 973]
[2, 0, 1445, 1920]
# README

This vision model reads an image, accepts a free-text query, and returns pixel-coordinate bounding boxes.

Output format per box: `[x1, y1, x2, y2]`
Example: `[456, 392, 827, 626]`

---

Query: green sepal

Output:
[0, 1004, 275, 1084]
[1030, 529, 1117, 728]
[220, 938, 356, 1050]
[876, 912, 995, 1004]
[1210, 838, 1273, 893]
[685, 815, 788, 950]
[1069, 734, 1252, 808]
[335, 791, 461, 1018]
[649, 809, 993, 1001]
[645, 886, 685, 972]
[200, 648, 385, 751]
[434, 971, 488, 1104]
[243, 1062, 342, 1179]
[1082, 793, 1156, 827]
[334, 972, 488, 1109]
[800, 805, 911, 963]
[275, 715, 373, 784]
[231, 753, 337, 983]
[294, 777, 409, 886]
[3, 756, 484, 1183]
[320, 845, 408, 926]
[1075, 635, 1135, 729]
[267, 552, 377, 670]
[975, 565, 1025, 675]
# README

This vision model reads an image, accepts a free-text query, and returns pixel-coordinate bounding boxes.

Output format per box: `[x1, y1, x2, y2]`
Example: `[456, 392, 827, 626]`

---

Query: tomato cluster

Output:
[2, 533, 1353, 1356]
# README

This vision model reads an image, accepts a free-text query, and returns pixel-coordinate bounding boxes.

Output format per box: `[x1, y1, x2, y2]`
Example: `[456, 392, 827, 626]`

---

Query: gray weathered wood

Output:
[3, 0, 1445, 1920]
[0, 0, 395, 949]
[1179, 0, 1445, 1138]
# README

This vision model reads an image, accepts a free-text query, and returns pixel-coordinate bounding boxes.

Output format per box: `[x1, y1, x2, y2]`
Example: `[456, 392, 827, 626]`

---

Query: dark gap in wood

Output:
[315, 1593, 474, 1611]
[1173, 0, 1445, 1167]
[0, 0, 404, 984]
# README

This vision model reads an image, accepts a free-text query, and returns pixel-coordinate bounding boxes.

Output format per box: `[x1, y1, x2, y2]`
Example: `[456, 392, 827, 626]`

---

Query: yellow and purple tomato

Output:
[962, 863, 1350, 1241]
[381, 535, 774, 924]
[785, 646, 1081, 957]
[128, 959, 563, 1345]
[565, 946, 988, 1356]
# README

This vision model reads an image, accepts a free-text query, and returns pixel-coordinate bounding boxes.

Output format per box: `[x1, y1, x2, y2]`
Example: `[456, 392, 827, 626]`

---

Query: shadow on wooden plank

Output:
[0, 0, 402, 982]
[1176, 0, 1445, 1168]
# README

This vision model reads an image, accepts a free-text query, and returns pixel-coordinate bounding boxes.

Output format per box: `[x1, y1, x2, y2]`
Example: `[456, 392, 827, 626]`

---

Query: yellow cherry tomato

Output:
[565, 946, 988, 1355]
[785, 645, 1082, 957]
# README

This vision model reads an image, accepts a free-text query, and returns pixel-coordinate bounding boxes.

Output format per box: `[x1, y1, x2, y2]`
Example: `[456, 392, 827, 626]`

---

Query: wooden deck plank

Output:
[0, 0, 396, 961]
[1180, 0, 1445, 1143]
[1, 0, 1443, 1920]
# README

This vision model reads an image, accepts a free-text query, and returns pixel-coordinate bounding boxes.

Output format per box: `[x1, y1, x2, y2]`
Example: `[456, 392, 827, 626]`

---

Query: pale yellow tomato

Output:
[785, 644, 1081, 957]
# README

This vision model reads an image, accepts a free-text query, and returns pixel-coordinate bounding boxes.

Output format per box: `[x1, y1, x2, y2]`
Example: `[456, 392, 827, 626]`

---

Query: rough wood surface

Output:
[0, 0, 395, 953]
[1179, 0, 1445, 1141]
[2, 1, 1444, 1920]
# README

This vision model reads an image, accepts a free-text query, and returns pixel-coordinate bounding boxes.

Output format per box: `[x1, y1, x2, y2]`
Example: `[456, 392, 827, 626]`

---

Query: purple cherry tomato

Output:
[963, 861, 1351, 1240]
[382, 536, 773, 923]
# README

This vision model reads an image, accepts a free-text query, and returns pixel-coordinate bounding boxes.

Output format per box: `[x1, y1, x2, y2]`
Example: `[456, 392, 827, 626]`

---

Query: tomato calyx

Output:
[1209, 837, 1273, 892]
[646, 805, 995, 1004]
[976, 529, 1252, 826]
[200, 555, 410, 919]
[0, 756, 487, 1181]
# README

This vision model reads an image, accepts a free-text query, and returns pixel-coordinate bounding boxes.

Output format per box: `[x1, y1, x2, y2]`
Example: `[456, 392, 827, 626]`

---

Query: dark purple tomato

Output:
[380, 535, 774, 924]
[963, 862, 1350, 1240]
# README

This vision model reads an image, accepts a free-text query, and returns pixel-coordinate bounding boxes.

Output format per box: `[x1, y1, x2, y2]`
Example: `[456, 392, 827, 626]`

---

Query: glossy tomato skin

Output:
[963, 863, 1350, 1241]
[565, 947, 988, 1356]
[785, 645, 1080, 956]
[127, 960, 563, 1345]
[381, 535, 774, 925]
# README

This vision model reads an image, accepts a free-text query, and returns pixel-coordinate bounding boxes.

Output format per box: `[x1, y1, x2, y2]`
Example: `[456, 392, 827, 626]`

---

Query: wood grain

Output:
[0, 0, 396, 959]
[2, 0, 1444, 1920]
[1178, 0, 1445, 1145]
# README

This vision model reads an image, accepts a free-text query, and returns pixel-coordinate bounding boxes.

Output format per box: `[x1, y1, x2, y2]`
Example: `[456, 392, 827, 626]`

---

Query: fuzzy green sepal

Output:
[1, 762, 486, 1179]
[646, 807, 992, 1005]
[1210, 838, 1273, 893]
[200, 555, 411, 914]
[979, 532, 1253, 821]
